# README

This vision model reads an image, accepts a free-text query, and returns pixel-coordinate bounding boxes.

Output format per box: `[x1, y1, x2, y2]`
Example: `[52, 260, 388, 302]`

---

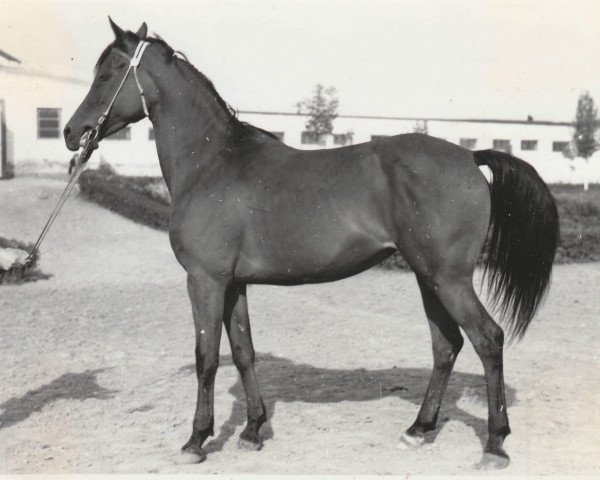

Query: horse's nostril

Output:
[63, 125, 71, 139]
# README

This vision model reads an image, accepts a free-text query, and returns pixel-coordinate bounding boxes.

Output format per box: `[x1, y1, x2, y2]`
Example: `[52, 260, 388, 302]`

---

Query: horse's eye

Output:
[98, 73, 112, 82]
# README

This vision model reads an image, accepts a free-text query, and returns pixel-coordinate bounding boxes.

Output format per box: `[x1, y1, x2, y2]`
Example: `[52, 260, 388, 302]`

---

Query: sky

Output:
[1, 0, 599, 121]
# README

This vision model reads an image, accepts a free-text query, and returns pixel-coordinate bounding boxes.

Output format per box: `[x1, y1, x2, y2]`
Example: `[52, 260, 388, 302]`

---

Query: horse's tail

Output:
[474, 149, 559, 341]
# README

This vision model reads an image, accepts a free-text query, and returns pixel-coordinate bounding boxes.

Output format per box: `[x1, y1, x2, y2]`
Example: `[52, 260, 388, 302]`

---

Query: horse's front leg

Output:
[223, 284, 267, 450]
[181, 273, 228, 462]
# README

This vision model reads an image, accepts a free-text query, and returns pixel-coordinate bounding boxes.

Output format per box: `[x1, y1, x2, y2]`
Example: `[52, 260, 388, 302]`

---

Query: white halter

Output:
[99, 40, 151, 125]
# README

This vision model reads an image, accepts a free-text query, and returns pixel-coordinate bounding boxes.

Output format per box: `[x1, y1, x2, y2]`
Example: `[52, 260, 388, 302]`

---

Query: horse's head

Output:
[64, 18, 152, 151]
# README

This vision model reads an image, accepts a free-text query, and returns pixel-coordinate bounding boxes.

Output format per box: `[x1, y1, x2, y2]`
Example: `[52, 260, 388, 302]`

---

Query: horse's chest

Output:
[168, 195, 244, 274]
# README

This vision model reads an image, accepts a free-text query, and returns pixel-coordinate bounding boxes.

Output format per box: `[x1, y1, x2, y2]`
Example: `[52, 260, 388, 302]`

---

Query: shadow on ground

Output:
[0, 369, 116, 429]
[0, 268, 52, 286]
[178, 353, 516, 453]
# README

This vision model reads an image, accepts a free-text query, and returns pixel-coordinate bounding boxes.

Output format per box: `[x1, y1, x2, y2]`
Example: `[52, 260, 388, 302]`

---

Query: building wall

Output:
[239, 111, 600, 184]
[2, 66, 598, 184]
[0, 99, 7, 178]
[0, 67, 161, 177]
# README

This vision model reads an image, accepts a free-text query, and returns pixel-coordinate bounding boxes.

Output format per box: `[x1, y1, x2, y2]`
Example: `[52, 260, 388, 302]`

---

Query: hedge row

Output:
[79, 171, 600, 268]
[79, 171, 170, 231]
[379, 231, 600, 269]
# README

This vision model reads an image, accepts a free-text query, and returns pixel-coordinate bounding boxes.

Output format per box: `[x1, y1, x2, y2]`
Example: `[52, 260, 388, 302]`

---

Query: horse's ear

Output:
[136, 22, 148, 39]
[108, 16, 126, 43]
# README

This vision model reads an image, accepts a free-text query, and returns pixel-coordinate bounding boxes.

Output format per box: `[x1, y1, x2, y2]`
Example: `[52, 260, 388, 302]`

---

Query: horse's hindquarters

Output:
[376, 137, 491, 280]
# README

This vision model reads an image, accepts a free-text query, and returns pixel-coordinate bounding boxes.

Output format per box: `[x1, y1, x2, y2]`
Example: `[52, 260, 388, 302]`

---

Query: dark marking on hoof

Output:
[398, 431, 425, 450]
[181, 441, 207, 463]
[477, 451, 510, 470]
[238, 436, 263, 451]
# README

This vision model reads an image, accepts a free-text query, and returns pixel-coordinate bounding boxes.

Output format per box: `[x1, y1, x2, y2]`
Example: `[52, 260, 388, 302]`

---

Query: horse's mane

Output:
[95, 32, 281, 142]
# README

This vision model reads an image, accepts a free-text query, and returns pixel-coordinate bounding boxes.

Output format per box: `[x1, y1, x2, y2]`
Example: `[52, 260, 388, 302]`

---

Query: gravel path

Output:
[1, 177, 598, 475]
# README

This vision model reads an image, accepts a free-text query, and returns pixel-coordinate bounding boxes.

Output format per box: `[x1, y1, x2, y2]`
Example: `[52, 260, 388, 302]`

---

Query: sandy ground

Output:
[0, 177, 599, 475]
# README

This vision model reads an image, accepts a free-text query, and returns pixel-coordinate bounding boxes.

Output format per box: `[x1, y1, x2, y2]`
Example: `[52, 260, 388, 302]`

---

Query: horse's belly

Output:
[234, 230, 396, 285]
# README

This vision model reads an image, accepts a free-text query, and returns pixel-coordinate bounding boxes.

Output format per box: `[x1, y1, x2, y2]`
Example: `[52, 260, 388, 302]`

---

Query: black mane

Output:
[94, 32, 280, 142]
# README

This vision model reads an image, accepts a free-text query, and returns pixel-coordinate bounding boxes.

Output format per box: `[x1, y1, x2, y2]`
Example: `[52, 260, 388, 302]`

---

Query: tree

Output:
[296, 84, 339, 145]
[412, 120, 428, 135]
[572, 91, 600, 190]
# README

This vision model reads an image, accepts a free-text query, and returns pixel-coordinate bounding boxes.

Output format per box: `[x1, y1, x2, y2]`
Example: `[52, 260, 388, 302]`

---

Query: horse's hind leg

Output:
[429, 275, 510, 468]
[223, 284, 267, 450]
[400, 277, 464, 448]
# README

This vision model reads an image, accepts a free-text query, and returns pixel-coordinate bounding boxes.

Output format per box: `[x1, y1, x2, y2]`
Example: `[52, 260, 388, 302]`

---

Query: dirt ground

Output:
[1, 177, 599, 475]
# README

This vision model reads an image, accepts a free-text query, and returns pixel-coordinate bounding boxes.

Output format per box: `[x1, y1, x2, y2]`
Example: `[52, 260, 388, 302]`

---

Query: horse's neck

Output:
[148, 64, 237, 195]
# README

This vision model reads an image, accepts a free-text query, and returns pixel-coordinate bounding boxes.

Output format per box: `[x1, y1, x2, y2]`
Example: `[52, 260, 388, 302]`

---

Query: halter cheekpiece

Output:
[99, 40, 151, 125]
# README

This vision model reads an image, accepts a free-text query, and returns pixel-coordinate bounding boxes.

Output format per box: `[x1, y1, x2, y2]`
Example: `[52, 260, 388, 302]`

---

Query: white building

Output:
[0, 49, 156, 178]
[1, 47, 597, 183]
[240, 111, 600, 184]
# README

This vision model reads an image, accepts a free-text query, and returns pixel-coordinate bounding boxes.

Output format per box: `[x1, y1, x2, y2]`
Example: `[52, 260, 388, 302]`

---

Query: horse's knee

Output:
[232, 344, 255, 371]
[196, 352, 219, 382]
[433, 338, 462, 370]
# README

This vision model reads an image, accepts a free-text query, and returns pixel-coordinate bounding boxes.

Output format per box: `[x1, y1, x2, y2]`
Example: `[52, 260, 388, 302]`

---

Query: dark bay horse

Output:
[64, 20, 559, 468]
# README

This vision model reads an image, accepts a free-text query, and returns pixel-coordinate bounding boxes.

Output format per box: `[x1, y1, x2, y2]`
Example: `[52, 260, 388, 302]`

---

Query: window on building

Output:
[521, 140, 538, 151]
[269, 131, 285, 141]
[493, 139, 512, 153]
[459, 138, 477, 150]
[301, 131, 325, 145]
[106, 127, 131, 140]
[37, 108, 61, 139]
[553, 141, 570, 152]
[333, 133, 352, 146]
[371, 135, 389, 142]
[148, 128, 155, 140]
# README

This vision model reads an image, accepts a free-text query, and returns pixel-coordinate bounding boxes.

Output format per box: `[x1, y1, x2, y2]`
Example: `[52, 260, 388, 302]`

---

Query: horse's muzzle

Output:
[64, 124, 96, 152]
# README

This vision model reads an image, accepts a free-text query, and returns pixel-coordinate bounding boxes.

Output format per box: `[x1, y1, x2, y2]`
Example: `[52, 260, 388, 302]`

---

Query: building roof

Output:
[0, 64, 88, 86]
[0, 48, 21, 65]
[239, 110, 573, 127]
[0, 47, 89, 85]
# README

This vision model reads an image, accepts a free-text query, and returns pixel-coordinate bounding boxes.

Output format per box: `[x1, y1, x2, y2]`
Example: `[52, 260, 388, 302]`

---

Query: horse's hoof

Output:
[398, 432, 425, 450]
[238, 436, 263, 451]
[477, 451, 510, 470]
[181, 441, 207, 463]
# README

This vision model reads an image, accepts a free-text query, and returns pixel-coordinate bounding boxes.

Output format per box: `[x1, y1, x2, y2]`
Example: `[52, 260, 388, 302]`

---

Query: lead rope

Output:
[24, 139, 95, 266]
[24, 41, 151, 266]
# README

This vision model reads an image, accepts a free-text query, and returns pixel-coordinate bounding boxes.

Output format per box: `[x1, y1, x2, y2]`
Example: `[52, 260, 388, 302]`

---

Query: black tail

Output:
[474, 149, 559, 341]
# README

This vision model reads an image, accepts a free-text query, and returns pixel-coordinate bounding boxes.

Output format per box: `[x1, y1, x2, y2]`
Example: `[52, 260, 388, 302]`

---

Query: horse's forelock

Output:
[93, 41, 117, 74]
